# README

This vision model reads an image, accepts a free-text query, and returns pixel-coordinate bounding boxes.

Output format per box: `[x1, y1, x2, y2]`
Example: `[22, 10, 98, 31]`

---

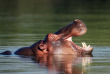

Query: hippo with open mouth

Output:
[44, 19, 93, 55]
[0, 19, 93, 56]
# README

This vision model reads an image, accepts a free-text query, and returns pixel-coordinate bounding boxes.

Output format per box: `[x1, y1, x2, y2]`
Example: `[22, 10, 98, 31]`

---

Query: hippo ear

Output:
[39, 41, 45, 50]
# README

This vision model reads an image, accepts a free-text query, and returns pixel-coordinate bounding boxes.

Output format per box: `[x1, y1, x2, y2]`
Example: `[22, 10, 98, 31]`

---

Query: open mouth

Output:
[66, 37, 91, 48]
[65, 36, 93, 54]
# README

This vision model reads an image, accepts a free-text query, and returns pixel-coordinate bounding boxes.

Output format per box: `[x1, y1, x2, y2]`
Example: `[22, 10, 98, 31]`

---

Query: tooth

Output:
[82, 42, 86, 48]
[88, 45, 90, 48]
[82, 43, 83, 47]
[84, 42, 87, 47]
[82, 42, 84, 47]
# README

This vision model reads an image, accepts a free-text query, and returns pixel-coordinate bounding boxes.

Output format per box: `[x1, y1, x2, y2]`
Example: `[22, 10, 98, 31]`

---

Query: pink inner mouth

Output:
[66, 37, 93, 52]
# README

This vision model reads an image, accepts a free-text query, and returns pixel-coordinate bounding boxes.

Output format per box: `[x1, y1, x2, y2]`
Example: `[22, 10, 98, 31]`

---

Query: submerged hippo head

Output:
[1, 19, 93, 56]
[44, 19, 93, 55]
[2, 19, 93, 56]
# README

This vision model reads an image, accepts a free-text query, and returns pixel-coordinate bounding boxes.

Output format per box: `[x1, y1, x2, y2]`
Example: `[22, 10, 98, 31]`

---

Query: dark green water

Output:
[0, 0, 110, 74]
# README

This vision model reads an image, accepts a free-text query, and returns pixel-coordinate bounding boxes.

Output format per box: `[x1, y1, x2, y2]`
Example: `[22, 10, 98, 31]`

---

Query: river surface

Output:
[0, 0, 110, 74]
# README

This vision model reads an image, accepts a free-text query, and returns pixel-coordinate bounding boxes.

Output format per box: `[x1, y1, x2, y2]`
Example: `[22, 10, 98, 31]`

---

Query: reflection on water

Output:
[21, 54, 93, 74]
[0, 0, 110, 74]
[0, 47, 110, 74]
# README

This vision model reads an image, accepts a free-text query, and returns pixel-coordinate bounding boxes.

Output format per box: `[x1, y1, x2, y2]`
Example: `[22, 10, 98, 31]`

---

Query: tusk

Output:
[82, 42, 87, 48]
[82, 42, 90, 48]
[88, 45, 90, 48]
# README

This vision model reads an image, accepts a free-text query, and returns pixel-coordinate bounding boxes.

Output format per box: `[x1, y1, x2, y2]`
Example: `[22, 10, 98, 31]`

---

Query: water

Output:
[0, 0, 110, 74]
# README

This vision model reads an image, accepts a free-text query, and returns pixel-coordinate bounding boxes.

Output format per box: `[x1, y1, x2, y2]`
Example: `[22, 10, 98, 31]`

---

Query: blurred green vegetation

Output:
[0, 0, 110, 46]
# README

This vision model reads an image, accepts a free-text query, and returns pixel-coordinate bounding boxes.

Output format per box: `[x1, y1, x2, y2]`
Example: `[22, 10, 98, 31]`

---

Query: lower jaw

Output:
[76, 42, 93, 54]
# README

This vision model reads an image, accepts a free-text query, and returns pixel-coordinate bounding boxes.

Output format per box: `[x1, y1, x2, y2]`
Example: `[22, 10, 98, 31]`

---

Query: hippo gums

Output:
[0, 19, 93, 56]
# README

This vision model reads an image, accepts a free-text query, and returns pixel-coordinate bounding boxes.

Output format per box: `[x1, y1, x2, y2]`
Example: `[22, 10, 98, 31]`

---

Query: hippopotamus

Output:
[0, 19, 93, 56]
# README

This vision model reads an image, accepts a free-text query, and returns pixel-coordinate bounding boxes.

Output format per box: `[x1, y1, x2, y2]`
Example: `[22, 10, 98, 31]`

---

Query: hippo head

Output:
[44, 19, 93, 55]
